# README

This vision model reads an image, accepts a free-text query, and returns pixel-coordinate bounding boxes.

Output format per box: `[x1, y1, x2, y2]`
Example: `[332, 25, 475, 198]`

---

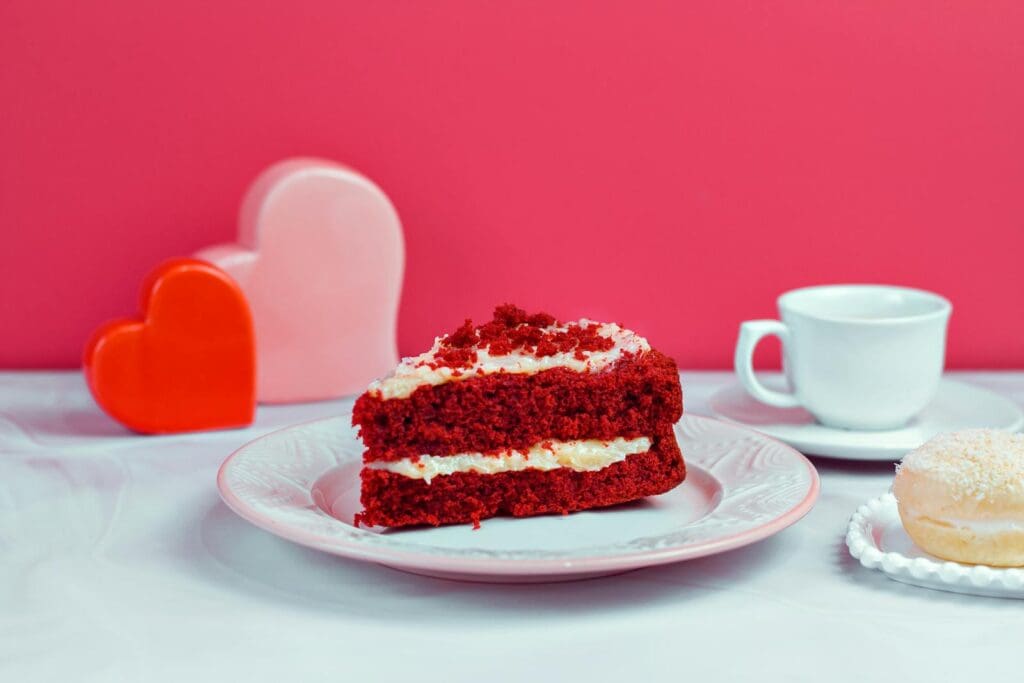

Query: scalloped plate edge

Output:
[846, 493, 1024, 598]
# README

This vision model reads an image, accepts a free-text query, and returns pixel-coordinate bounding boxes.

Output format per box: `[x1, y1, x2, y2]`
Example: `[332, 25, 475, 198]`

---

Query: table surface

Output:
[2, 370, 1023, 682]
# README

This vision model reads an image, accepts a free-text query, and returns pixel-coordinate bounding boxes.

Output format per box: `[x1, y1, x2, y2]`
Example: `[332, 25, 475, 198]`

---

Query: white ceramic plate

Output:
[847, 493, 1024, 599]
[217, 414, 819, 582]
[710, 378, 1023, 461]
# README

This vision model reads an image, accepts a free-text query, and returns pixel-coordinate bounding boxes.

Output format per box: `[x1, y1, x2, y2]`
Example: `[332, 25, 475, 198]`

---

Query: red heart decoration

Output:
[84, 258, 256, 434]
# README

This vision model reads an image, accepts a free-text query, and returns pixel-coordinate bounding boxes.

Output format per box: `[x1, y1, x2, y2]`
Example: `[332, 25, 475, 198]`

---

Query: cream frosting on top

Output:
[367, 436, 652, 483]
[368, 319, 650, 400]
[897, 429, 1024, 501]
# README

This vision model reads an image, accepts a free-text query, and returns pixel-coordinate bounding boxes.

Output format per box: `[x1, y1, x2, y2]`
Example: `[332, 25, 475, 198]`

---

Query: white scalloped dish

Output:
[218, 414, 819, 583]
[847, 493, 1024, 598]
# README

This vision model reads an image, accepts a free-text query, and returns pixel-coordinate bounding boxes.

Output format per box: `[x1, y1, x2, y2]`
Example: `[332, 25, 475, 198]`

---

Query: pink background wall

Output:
[3, 2, 1023, 369]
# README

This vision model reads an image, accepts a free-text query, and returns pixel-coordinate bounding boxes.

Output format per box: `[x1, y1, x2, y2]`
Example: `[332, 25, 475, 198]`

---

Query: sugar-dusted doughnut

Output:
[894, 429, 1024, 567]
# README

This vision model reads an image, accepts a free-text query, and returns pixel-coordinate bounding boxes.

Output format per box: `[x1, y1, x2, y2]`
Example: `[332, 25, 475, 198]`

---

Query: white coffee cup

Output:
[734, 284, 952, 430]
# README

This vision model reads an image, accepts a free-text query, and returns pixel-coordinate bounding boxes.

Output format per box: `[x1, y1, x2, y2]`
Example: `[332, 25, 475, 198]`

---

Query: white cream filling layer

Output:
[941, 517, 1024, 534]
[368, 320, 650, 400]
[368, 436, 652, 484]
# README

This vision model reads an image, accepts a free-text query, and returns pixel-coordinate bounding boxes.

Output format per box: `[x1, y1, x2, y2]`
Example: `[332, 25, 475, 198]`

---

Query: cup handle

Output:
[734, 320, 800, 408]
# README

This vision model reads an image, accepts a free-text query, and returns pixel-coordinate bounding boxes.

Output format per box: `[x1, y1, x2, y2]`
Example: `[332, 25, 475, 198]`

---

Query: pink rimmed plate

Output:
[217, 414, 819, 583]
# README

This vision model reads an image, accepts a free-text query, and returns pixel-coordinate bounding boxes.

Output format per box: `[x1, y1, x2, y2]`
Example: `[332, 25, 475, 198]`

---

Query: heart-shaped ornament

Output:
[84, 258, 256, 434]
[196, 158, 404, 403]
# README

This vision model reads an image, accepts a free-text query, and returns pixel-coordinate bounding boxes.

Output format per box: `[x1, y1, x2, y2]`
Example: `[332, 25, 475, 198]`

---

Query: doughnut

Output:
[893, 429, 1024, 567]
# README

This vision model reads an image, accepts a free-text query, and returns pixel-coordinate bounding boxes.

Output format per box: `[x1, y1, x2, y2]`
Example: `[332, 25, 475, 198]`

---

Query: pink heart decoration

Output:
[196, 158, 404, 403]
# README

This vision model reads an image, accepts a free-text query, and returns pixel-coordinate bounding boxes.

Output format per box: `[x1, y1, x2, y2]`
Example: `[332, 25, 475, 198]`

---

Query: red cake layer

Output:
[353, 349, 682, 461]
[355, 432, 685, 528]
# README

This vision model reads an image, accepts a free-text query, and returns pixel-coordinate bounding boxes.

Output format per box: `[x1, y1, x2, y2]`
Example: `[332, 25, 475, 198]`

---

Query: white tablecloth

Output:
[2, 371, 1023, 682]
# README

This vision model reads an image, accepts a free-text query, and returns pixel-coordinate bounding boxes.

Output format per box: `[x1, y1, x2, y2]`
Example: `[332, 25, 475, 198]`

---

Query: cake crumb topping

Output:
[431, 305, 616, 370]
[898, 429, 1024, 501]
[368, 304, 651, 400]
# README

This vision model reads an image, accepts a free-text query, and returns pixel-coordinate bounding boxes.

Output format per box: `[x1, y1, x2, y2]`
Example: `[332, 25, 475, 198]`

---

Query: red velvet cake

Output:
[352, 305, 685, 528]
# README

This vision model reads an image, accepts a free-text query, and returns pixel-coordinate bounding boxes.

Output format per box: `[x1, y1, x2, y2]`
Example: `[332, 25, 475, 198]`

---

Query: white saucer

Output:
[217, 414, 819, 583]
[709, 378, 1023, 461]
[847, 494, 1024, 599]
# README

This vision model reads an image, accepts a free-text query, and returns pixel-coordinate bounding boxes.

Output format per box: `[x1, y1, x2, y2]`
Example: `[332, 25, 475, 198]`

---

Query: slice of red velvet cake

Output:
[352, 305, 684, 528]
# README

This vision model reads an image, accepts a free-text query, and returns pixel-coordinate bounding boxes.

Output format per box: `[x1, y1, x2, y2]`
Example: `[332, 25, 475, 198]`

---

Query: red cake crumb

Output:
[427, 304, 615, 370]
[355, 432, 684, 528]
